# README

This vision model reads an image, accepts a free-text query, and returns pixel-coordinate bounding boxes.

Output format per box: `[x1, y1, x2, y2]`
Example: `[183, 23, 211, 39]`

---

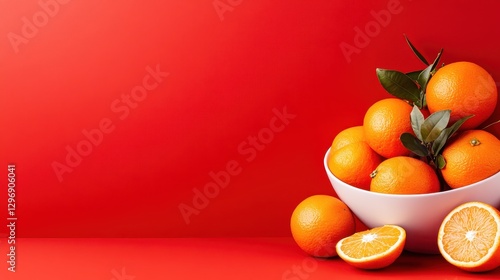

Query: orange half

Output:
[438, 201, 500, 272]
[336, 225, 406, 269]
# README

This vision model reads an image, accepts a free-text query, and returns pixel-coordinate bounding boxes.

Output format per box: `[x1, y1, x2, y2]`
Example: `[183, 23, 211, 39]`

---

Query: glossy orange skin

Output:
[370, 156, 440, 194]
[363, 98, 414, 158]
[441, 130, 500, 188]
[328, 142, 383, 190]
[331, 126, 366, 152]
[290, 195, 355, 257]
[426, 61, 498, 131]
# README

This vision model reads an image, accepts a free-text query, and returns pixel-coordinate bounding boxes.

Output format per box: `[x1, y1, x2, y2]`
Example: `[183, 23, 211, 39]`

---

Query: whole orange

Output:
[441, 130, 500, 188]
[426, 61, 498, 130]
[363, 98, 414, 158]
[370, 156, 440, 194]
[290, 195, 355, 257]
[331, 126, 366, 152]
[328, 142, 383, 190]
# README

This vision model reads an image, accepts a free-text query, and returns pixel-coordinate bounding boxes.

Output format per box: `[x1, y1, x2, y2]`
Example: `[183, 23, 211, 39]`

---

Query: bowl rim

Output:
[324, 147, 500, 199]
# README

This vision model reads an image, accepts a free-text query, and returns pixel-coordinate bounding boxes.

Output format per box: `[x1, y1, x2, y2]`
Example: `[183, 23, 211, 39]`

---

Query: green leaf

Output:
[436, 154, 446, 169]
[404, 34, 429, 65]
[420, 110, 451, 143]
[448, 115, 474, 136]
[417, 64, 433, 91]
[376, 68, 422, 107]
[406, 70, 421, 81]
[410, 105, 425, 141]
[416, 49, 443, 91]
[431, 129, 449, 157]
[421, 93, 427, 108]
[430, 48, 444, 73]
[431, 114, 474, 155]
[400, 132, 429, 157]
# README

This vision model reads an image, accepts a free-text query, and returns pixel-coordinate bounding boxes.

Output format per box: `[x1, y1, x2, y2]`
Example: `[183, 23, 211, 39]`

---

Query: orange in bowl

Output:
[370, 156, 440, 195]
[441, 130, 500, 189]
[328, 142, 382, 191]
[426, 61, 498, 131]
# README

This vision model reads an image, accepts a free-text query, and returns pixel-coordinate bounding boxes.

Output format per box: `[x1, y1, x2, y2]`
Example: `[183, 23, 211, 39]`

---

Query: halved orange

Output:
[336, 225, 406, 269]
[438, 201, 500, 272]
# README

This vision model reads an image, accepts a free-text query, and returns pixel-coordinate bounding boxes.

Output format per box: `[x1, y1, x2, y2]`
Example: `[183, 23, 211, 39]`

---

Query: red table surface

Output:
[0, 238, 498, 280]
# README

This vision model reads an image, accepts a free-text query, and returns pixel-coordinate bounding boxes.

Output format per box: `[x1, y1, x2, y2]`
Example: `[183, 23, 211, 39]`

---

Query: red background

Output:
[1, 0, 500, 240]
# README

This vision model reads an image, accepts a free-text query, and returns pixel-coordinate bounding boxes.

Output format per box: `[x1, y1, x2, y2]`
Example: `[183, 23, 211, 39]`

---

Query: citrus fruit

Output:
[328, 142, 383, 190]
[437, 201, 500, 272]
[290, 195, 355, 257]
[331, 126, 366, 152]
[363, 98, 414, 158]
[441, 130, 500, 189]
[370, 156, 440, 194]
[426, 61, 498, 131]
[336, 225, 406, 269]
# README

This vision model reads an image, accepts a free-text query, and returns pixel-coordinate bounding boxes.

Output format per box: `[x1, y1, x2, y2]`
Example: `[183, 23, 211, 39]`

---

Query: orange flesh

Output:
[339, 226, 401, 259]
[441, 206, 498, 262]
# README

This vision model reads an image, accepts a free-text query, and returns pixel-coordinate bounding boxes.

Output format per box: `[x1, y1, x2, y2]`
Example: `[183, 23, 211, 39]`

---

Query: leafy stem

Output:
[400, 106, 473, 170]
[376, 35, 443, 109]
[404, 34, 429, 66]
[400, 106, 472, 191]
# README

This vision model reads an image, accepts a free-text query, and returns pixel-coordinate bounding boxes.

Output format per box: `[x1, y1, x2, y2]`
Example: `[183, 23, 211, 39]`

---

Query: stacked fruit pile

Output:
[290, 37, 500, 272]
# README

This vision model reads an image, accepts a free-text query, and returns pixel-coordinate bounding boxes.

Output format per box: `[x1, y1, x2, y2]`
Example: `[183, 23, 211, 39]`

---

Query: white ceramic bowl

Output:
[324, 147, 500, 254]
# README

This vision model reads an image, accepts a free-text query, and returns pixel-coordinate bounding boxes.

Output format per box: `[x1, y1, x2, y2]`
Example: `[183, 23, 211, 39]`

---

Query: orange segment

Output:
[336, 225, 406, 269]
[438, 201, 500, 272]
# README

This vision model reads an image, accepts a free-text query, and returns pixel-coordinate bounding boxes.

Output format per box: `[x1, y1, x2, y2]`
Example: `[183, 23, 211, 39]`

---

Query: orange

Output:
[331, 126, 366, 152]
[290, 195, 355, 257]
[438, 201, 500, 272]
[328, 142, 383, 190]
[426, 61, 498, 131]
[441, 130, 500, 189]
[336, 225, 406, 270]
[363, 98, 414, 158]
[370, 156, 440, 194]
